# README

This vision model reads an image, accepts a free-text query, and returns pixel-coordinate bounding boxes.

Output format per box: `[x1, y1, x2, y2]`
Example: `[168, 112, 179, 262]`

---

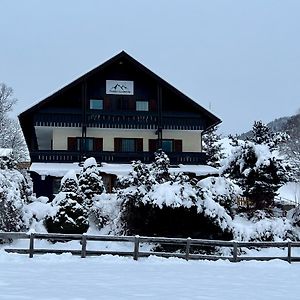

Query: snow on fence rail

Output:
[1, 232, 300, 263]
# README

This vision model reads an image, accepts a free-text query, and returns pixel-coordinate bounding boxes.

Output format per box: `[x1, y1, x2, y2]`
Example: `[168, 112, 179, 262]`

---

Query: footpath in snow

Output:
[0, 252, 299, 300]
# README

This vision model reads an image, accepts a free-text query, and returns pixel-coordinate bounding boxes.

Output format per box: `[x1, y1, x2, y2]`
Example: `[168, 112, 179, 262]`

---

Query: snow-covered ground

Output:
[0, 252, 300, 300]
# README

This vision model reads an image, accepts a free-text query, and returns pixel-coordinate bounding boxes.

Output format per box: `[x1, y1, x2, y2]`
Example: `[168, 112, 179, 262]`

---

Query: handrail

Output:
[1, 232, 299, 263]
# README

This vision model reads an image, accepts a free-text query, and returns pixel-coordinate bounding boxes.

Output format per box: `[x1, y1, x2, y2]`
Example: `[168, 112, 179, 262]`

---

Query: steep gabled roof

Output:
[19, 51, 221, 129]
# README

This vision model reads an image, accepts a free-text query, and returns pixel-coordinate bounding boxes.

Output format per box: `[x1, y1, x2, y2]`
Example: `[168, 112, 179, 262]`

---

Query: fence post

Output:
[233, 242, 238, 262]
[133, 235, 140, 261]
[81, 234, 87, 258]
[29, 233, 35, 258]
[287, 242, 292, 264]
[185, 237, 191, 261]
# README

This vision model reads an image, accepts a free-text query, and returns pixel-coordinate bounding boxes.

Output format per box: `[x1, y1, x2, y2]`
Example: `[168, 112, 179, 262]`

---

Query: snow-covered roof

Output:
[0, 148, 13, 157]
[30, 162, 218, 177]
[30, 163, 82, 177]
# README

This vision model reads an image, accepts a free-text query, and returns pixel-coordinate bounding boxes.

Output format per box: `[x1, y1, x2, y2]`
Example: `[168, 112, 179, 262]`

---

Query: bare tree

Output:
[0, 83, 28, 162]
[0, 83, 17, 123]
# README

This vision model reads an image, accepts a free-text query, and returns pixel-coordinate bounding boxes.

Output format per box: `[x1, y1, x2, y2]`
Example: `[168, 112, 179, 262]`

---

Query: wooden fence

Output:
[1, 232, 300, 263]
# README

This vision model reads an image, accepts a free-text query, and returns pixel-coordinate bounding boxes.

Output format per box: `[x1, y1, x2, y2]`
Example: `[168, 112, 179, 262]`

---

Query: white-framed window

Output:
[136, 100, 149, 111]
[90, 99, 103, 110]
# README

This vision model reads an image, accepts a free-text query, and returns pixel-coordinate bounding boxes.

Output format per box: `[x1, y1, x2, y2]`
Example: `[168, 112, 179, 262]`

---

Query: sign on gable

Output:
[106, 80, 134, 95]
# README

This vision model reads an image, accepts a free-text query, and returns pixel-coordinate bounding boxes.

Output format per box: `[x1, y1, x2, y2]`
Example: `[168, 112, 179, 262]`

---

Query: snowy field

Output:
[1, 252, 300, 300]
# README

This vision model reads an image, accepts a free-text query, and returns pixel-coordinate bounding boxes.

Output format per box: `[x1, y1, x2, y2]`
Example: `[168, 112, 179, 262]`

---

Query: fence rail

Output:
[1, 232, 300, 263]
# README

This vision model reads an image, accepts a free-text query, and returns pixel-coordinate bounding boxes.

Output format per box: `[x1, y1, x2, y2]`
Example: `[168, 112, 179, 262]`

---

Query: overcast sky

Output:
[1, 0, 299, 135]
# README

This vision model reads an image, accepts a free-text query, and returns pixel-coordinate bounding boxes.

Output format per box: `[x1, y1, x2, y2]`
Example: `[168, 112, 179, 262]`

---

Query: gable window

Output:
[90, 99, 103, 110]
[136, 100, 149, 111]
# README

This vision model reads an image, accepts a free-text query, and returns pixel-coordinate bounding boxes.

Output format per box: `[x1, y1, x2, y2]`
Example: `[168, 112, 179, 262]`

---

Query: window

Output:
[148, 139, 182, 153]
[77, 138, 94, 151]
[136, 100, 149, 111]
[114, 138, 143, 152]
[121, 139, 135, 152]
[161, 140, 173, 152]
[68, 137, 103, 151]
[90, 99, 103, 110]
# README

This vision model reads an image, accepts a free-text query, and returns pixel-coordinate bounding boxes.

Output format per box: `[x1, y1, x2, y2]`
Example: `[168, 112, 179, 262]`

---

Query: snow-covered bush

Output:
[233, 211, 298, 242]
[78, 157, 105, 206]
[196, 176, 241, 217]
[46, 170, 89, 234]
[89, 193, 121, 233]
[222, 141, 292, 209]
[0, 158, 34, 232]
[23, 196, 53, 232]
[202, 125, 224, 167]
[118, 152, 239, 240]
[78, 157, 107, 231]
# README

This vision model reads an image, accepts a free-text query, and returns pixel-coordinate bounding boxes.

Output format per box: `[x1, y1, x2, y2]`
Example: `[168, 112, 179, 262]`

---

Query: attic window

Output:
[90, 99, 103, 110]
[136, 100, 149, 111]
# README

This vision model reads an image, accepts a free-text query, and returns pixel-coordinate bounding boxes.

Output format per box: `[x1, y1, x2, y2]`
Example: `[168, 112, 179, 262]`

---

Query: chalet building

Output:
[19, 51, 221, 198]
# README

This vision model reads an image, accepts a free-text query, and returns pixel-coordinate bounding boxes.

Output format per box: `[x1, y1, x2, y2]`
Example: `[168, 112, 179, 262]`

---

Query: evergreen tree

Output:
[249, 120, 289, 150]
[0, 151, 16, 170]
[151, 150, 172, 183]
[250, 121, 272, 145]
[47, 171, 88, 234]
[0, 173, 24, 232]
[0, 157, 33, 232]
[202, 126, 224, 167]
[78, 157, 105, 208]
[222, 141, 292, 209]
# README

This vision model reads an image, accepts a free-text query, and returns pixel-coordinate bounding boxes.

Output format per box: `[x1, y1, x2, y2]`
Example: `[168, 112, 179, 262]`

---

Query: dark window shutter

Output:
[174, 140, 183, 152]
[149, 139, 158, 153]
[129, 98, 135, 111]
[93, 138, 103, 151]
[149, 99, 157, 111]
[135, 138, 143, 152]
[67, 137, 77, 151]
[114, 138, 122, 152]
[104, 96, 110, 111]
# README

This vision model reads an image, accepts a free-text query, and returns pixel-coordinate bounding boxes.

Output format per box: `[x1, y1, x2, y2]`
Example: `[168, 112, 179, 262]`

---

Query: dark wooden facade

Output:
[19, 51, 221, 165]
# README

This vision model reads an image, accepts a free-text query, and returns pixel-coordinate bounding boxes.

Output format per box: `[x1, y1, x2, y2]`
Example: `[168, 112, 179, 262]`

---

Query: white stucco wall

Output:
[50, 127, 202, 152]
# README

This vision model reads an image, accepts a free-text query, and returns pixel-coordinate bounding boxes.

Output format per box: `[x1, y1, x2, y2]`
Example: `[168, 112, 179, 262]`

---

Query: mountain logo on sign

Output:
[109, 84, 130, 93]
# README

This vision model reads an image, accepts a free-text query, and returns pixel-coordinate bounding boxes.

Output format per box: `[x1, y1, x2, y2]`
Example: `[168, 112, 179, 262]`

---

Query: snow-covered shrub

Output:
[46, 170, 89, 234]
[0, 161, 34, 232]
[118, 152, 238, 240]
[233, 211, 298, 242]
[78, 157, 105, 207]
[222, 141, 292, 209]
[89, 193, 121, 233]
[23, 196, 53, 232]
[78, 157, 108, 230]
[151, 150, 172, 183]
[196, 176, 241, 217]
[202, 125, 224, 167]
[0, 154, 16, 170]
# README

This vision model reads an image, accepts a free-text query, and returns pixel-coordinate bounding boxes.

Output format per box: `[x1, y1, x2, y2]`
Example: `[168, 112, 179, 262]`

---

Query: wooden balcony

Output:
[30, 150, 207, 165]
[34, 111, 207, 130]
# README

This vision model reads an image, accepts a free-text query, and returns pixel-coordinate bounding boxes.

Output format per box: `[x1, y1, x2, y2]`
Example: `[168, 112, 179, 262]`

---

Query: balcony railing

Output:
[30, 150, 207, 165]
[34, 112, 207, 130]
